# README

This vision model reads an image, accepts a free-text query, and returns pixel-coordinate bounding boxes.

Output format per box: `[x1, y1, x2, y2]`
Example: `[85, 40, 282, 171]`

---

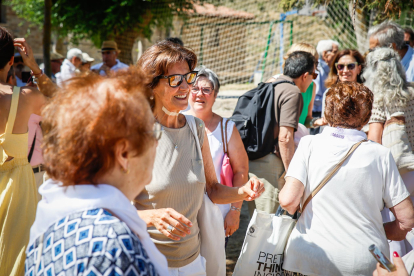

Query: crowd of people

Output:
[1, 19, 414, 276]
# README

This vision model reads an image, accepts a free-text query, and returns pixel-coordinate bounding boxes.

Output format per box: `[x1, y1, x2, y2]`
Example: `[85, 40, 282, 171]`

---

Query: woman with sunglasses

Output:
[25, 68, 170, 275]
[186, 67, 249, 245]
[135, 41, 264, 275]
[320, 49, 365, 127]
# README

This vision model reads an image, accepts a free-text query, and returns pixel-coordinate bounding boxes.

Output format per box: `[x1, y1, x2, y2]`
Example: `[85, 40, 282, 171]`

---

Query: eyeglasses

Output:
[312, 72, 318, 79]
[191, 86, 214, 95]
[159, 71, 198, 88]
[150, 122, 163, 140]
[335, 62, 358, 71]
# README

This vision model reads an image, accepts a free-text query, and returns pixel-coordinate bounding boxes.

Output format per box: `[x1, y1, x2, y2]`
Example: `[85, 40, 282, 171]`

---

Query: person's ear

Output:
[357, 65, 362, 75]
[9, 56, 14, 66]
[322, 51, 328, 60]
[114, 139, 130, 174]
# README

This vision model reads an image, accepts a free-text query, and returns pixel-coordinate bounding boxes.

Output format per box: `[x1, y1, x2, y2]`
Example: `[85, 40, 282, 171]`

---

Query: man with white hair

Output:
[368, 21, 414, 82]
[312, 40, 339, 122]
[56, 48, 85, 86]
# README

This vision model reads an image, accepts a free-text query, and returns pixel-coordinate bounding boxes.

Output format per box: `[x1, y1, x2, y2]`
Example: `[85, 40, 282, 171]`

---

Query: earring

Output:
[122, 165, 130, 174]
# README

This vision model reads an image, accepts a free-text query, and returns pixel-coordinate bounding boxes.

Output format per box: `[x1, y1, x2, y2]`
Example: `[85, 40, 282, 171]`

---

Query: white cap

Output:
[82, 52, 94, 63]
[67, 48, 85, 62]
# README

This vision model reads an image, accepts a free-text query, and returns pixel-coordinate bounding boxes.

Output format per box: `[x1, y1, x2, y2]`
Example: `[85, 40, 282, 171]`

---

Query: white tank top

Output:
[207, 118, 235, 219]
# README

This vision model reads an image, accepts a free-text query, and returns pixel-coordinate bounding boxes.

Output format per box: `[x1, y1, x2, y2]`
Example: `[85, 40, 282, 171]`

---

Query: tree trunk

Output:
[43, 0, 52, 77]
[114, 28, 139, 65]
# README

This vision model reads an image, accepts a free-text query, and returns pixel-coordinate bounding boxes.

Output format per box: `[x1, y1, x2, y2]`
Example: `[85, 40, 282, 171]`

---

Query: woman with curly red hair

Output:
[279, 82, 414, 275]
[25, 69, 170, 275]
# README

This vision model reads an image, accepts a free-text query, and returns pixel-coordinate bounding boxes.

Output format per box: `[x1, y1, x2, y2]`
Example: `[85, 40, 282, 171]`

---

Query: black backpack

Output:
[230, 80, 295, 160]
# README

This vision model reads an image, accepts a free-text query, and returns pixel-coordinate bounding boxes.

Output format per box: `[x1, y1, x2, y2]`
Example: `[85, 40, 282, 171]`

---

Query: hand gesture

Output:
[13, 38, 41, 74]
[238, 177, 265, 201]
[148, 208, 192, 241]
[224, 209, 240, 237]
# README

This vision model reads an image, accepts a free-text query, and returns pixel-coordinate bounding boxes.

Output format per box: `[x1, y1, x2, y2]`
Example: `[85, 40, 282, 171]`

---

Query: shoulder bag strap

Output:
[28, 133, 37, 162]
[224, 119, 230, 156]
[220, 118, 225, 154]
[301, 139, 367, 212]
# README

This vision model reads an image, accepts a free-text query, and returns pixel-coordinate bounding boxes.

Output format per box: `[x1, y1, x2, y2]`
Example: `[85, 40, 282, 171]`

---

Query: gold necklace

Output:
[155, 115, 181, 150]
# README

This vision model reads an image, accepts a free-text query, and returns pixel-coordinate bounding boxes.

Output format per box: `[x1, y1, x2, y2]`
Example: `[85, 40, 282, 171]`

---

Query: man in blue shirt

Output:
[312, 40, 339, 134]
[368, 22, 414, 82]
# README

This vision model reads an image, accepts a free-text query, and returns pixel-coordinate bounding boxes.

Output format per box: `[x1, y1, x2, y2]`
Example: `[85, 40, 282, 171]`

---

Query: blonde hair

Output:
[282, 43, 318, 68]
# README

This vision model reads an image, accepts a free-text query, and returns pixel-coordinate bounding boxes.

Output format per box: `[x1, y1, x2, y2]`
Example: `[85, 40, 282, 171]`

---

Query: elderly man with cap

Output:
[91, 41, 128, 76]
[80, 52, 95, 72]
[56, 48, 84, 86]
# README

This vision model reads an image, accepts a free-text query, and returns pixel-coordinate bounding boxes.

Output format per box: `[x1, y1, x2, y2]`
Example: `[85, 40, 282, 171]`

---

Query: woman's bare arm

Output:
[279, 176, 305, 215]
[384, 197, 414, 241]
[368, 122, 384, 144]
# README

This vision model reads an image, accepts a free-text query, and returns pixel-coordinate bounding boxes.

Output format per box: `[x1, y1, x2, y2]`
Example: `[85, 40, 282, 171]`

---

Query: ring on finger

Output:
[167, 224, 174, 232]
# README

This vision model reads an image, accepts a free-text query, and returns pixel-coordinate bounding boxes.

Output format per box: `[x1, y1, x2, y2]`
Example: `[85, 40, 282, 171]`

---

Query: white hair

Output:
[363, 48, 414, 108]
[316, 40, 339, 57]
[195, 66, 220, 95]
[368, 21, 405, 50]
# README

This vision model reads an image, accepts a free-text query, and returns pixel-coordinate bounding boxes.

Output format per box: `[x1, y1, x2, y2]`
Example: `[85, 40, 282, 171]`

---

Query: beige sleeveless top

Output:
[135, 116, 206, 268]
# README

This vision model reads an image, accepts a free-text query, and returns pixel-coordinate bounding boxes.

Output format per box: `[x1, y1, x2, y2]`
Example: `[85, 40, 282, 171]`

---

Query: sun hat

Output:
[82, 52, 95, 63]
[50, 51, 64, 61]
[99, 41, 121, 53]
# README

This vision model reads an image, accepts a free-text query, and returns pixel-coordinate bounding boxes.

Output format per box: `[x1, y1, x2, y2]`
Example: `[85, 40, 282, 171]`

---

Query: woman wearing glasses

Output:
[25, 68, 170, 275]
[135, 41, 264, 275]
[320, 49, 365, 126]
[186, 67, 249, 244]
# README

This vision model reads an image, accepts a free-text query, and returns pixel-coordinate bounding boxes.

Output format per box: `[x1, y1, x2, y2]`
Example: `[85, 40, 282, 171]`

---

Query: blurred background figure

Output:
[50, 51, 64, 83]
[404, 27, 414, 48]
[91, 41, 128, 76]
[13, 53, 29, 87]
[312, 39, 339, 126]
[56, 48, 84, 86]
[80, 52, 95, 72]
[6, 66, 16, 86]
[368, 21, 414, 82]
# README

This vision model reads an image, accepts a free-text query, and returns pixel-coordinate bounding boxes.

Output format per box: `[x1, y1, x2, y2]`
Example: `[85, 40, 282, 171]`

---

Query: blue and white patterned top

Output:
[25, 208, 159, 276]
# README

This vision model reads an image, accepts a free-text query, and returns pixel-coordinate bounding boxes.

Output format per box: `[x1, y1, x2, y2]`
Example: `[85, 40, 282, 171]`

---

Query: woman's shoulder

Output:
[26, 208, 157, 275]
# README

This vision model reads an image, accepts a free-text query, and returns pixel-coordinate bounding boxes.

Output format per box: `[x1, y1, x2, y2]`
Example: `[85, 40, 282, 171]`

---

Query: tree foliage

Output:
[279, 0, 414, 22]
[6, 0, 194, 47]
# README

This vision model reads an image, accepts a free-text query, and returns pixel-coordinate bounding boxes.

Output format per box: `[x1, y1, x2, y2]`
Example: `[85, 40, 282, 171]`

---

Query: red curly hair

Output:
[42, 67, 155, 186]
[324, 82, 373, 129]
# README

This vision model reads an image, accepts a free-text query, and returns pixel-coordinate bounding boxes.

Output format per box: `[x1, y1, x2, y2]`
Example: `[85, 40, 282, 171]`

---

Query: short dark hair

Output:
[404, 27, 414, 43]
[283, 51, 315, 79]
[0, 27, 15, 69]
[166, 37, 184, 46]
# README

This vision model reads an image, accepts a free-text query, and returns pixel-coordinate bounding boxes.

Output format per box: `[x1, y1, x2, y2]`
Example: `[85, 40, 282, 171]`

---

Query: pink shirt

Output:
[28, 114, 43, 166]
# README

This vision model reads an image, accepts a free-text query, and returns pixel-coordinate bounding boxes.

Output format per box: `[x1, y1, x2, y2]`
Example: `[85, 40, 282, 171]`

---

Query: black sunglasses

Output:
[158, 71, 198, 88]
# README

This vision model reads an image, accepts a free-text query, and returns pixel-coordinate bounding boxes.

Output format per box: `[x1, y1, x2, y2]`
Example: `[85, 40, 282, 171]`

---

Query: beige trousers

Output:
[248, 153, 285, 217]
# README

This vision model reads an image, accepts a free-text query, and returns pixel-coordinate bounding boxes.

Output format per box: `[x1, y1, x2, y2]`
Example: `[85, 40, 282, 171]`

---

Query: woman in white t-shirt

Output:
[279, 82, 414, 276]
[187, 67, 249, 242]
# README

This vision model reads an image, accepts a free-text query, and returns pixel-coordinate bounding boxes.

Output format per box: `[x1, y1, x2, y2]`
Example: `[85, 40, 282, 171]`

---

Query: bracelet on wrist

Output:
[230, 206, 241, 212]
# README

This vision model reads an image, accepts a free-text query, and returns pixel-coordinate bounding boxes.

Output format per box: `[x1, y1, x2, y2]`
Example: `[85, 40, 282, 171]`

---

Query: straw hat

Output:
[50, 51, 64, 61]
[99, 41, 120, 53]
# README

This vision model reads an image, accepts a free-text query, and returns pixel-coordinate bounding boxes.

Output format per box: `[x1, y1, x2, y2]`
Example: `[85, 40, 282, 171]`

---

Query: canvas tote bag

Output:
[185, 115, 226, 276]
[232, 140, 366, 276]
